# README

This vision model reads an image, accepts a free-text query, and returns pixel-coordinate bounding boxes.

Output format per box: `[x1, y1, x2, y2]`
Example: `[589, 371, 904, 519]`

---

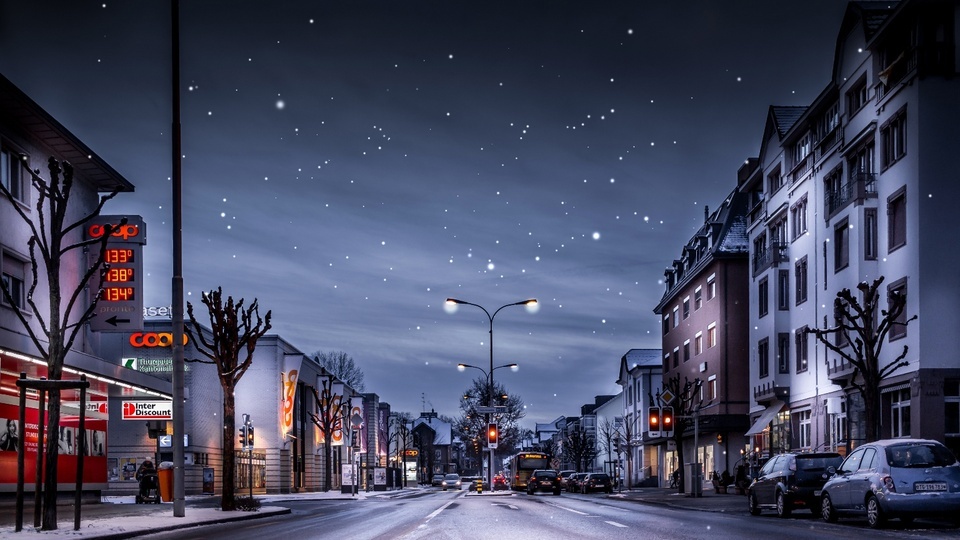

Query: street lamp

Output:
[447, 298, 536, 488]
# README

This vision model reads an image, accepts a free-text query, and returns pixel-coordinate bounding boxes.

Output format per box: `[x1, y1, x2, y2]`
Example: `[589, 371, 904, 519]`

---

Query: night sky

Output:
[0, 1, 849, 427]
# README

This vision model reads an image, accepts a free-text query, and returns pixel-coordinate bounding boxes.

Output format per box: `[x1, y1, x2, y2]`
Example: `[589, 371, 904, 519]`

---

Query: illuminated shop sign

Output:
[121, 401, 173, 420]
[129, 332, 189, 348]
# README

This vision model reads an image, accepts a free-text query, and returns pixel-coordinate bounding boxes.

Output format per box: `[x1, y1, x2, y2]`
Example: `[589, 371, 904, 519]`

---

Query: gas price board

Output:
[86, 215, 145, 332]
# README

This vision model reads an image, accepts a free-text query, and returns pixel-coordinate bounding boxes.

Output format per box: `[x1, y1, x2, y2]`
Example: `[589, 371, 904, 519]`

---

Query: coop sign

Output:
[121, 401, 173, 420]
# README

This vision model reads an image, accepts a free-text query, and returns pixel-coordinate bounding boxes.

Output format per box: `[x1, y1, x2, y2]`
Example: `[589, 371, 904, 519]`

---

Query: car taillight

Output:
[882, 475, 895, 492]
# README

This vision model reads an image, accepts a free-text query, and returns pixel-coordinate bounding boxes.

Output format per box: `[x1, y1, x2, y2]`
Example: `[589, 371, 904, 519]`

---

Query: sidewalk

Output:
[0, 485, 746, 538]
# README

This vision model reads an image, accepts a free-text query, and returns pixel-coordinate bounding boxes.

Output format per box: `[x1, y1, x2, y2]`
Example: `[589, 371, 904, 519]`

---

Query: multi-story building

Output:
[591, 391, 623, 477]
[743, 0, 960, 457]
[616, 348, 662, 487]
[653, 186, 752, 486]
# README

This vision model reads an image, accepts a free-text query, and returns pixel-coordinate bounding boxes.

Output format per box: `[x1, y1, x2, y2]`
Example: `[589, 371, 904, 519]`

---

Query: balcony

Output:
[824, 172, 877, 220]
[752, 242, 788, 276]
[790, 155, 811, 184]
[827, 357, 857, 386]
[753, 381, 789, 404]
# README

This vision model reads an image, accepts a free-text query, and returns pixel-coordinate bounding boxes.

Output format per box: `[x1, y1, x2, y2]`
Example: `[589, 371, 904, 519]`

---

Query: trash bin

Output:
[685, 463, 702, 497]
[158, 461, 174, 503]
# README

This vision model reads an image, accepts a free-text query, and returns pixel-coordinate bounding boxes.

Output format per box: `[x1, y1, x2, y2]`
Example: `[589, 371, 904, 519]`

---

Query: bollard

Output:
[476, 478, 483, 494]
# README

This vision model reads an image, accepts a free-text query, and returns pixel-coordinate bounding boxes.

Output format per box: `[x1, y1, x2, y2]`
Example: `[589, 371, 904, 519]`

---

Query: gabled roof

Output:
[770, 106, 807, 139]
[0, 73, 134, 192]
[617, 349, 662, 384]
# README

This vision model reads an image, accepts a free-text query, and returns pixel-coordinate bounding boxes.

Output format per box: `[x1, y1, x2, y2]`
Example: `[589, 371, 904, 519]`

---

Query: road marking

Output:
[605, 521, 628, 528]
[549, 503, 589, 515]
[424, 500, 456, 523]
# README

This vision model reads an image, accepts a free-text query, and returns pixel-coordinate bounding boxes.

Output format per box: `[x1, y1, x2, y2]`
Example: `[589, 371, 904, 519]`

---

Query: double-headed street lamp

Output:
[446, 298, 537, 488]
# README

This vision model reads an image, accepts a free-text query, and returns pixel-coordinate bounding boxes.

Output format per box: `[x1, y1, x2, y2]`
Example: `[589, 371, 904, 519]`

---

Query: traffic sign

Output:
[659, 389, 676, 405]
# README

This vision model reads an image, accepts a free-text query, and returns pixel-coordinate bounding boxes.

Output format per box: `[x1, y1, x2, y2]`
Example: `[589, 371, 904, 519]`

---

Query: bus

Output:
[506, 452, 551, 491]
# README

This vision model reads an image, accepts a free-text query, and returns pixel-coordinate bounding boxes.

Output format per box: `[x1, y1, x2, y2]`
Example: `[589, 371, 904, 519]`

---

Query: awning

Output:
[745, 400, 784, 436]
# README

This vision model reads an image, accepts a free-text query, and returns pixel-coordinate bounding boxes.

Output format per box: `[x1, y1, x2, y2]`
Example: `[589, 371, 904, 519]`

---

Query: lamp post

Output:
[447, 297, 536, 488]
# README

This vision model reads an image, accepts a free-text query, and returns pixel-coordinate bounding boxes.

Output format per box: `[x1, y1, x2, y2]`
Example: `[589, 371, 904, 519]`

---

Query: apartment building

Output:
[616, 348, 662, 487]
[743, 0, 960, 457]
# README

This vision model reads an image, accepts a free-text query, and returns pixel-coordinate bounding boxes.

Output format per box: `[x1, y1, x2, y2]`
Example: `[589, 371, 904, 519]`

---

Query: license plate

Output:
[915, 482, 947, 492]
[814, 490, 821, 496]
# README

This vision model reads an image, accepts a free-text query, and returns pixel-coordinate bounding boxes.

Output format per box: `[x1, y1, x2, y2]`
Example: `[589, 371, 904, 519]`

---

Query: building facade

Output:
[616, 348, 662, 487]
[743, 0, 960, 458]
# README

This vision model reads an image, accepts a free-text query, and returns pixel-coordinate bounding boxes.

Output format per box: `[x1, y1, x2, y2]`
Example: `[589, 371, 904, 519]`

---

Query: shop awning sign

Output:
[122, 400, 173, 420]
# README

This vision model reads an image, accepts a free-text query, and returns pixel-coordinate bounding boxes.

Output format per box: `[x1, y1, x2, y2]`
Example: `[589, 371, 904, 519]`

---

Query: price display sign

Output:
[86, 215, 145, 332]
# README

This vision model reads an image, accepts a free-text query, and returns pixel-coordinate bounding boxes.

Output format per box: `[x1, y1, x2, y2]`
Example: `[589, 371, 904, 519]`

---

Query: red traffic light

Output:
[487, 423, 499, 448]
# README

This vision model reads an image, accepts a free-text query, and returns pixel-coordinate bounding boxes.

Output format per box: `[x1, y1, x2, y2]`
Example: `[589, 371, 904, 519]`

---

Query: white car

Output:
[441, 473, 462, 491]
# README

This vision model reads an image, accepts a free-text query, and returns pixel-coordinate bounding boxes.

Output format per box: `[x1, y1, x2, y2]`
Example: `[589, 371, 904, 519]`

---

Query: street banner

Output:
[280, 354, 303, 437]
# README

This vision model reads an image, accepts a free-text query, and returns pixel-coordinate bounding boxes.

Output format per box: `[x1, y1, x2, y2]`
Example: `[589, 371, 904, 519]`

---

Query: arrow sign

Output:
[106, 315, 131, 326]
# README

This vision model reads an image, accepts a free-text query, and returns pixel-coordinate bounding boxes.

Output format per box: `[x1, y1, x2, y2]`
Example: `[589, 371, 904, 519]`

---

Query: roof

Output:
[0, 73, 134, 192]
[769, 106, 807, 139]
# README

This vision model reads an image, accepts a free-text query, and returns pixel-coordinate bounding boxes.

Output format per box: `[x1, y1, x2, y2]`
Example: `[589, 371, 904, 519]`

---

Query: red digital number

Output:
[101, 287, 135, 302]
[105, 268, 134, 282]
[104, 249, 134, 264]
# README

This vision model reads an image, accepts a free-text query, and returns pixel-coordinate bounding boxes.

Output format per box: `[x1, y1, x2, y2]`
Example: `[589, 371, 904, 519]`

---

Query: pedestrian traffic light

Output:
[487, 423, 498, 449]
[246, 425, 255, 448]
[662, 407, 674, 437]
[648, 407, 661, 438]
[239, 425, 247, 448]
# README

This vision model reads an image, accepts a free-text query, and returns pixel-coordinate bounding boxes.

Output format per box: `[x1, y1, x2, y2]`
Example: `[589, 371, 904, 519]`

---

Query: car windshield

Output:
[591, 474, 609, 480]
[796, 456, 842, 471]
[444, 474, 459, 479]
[887, 443, 958, 468]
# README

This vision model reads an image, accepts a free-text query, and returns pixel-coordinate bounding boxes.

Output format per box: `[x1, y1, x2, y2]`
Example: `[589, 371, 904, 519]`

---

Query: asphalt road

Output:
[137, 489, 960, 540]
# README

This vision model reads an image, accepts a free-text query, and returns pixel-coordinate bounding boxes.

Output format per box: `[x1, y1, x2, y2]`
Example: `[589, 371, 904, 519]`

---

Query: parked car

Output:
[441, 473, 461, 491]
[747, 452, 842, 517]
[820, 438, 960, 528]
[526, 469, 561, 495]
[431, 473, 445, 487]
[492, 473, 509, 491]
[580, 472, 614, 494]
[566, 472, 587, 492]
[558, 470, 576, 490]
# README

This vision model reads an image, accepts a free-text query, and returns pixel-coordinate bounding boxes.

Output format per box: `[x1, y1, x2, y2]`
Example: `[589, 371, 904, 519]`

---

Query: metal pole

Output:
[488, 315, 494, 489]
[170, 0, 186, 518]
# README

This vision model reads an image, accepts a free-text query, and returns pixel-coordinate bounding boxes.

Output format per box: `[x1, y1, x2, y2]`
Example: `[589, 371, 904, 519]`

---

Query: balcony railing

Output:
[790, 155, 811, 184]
[752, 242, 788, 275]
[753, 380, 790, 404]
[825, 172, 878, 219]
[827, 357, 857, 386]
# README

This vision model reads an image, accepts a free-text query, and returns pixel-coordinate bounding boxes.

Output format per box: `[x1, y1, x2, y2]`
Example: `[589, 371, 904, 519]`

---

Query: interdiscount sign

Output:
[122, 401, 173, 420]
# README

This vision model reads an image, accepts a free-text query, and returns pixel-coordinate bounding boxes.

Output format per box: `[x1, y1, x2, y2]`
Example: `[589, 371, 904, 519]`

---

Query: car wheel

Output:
[866, 495, 886, 529]
[821, 493, 838, 523]
[776, 491, 791, 518]
[748, 493, 761, 516]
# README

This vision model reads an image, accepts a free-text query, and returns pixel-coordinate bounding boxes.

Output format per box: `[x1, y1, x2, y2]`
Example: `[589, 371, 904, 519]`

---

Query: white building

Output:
[616, 349, 662, 487]
[742, 0, 960, 457]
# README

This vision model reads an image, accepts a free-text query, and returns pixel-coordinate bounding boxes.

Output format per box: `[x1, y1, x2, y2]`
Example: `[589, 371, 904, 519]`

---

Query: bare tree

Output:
[388, 412, 414, 486]
[564, 426, 599, 472]
[807, 277, 916, 443]
[0, 156, 121, 530]
[307, 374, 345, 491]
[185, 288, 272, 511]
[657, 374, 704, 494]
[453, 376, 525, 463]
[313, 350, 365, 392]
[597, 417, 622, 476]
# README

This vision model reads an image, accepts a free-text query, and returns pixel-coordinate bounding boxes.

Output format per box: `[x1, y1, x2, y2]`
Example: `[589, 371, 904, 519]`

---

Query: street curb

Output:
[82, 507, 292, 540]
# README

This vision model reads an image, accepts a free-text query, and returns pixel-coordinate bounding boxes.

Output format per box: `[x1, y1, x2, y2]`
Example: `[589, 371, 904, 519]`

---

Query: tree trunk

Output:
[863, 386, 881, 443]
[324, 439, 332, 491]
[41, 391, 61, 529]
[675, 437, 686, 494]
[222, 390, 236, 511]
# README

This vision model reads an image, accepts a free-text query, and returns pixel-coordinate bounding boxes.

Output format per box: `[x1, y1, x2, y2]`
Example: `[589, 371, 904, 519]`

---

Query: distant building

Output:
[616, 348, 662, 487]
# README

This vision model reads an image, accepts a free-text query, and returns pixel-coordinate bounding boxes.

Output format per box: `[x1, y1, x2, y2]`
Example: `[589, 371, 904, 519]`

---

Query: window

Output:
[758, 338, 769, 378]
[767, 165, 784, 194]
[694, 286, 702, 310]
[834, 219, 849, 272]
[798, 410, 812, 449]
[792, 134, 810, 170]
[864, 208, 878, 260]
[662, 314, 670, 336]
[771, 216, 787, 245]
[777, 270, 789, 310]
[881, 106, 907, 169]
[849, 141, 875, 176]
[682, 297, 690, 320]
[1, 251, 27, 309]
[831, 399, 847, 451]
[663, 354, 670, 373]
[847, 75, 868, 114]
[707, 274, 716, 300]
[795, 327, 808, 373]
[887, 277, 908, 341]
[683, 340, 690, 362]
[695, 332, 703, 356]
[946, 381, 960, 436]
[795, 256, 808, 305]
[707, 323, 717, 349]
[672, 347, 680, 369]
[707, 375, 717, 401]
[888, 186, 906, 252]
[0, 146, 24, 202]
[672, 306, 679, 328]
[888, 388, 911, 438]
[817, 101, 840, 141]
[777, 333, 790, 374]
[758, 277, 769, 318]
[790, 197, 807, 240]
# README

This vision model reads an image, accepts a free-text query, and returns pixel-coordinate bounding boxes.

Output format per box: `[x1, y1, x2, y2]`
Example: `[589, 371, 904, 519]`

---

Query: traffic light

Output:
[648, 407, 661, 438]
[662, 407, 674, 437]
[487, 423, 498, 449]
[246, 425, 255, 448]
[239, 425, 247, 448]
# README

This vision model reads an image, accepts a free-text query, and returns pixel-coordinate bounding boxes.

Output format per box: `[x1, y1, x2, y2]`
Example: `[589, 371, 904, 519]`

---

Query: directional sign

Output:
[475, 406, 497, 414]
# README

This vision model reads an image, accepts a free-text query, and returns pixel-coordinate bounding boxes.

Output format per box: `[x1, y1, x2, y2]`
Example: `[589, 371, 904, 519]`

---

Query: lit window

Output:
[707, 323, 717, 349]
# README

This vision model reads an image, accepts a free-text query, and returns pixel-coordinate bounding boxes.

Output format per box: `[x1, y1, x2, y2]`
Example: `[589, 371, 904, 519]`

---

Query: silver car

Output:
[820, 438, 960, 528]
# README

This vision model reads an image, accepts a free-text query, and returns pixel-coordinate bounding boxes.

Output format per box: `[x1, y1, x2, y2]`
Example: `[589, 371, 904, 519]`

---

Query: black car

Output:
[580, 472, 614, 494]
[526, 469, 561, 495]
[747, 452, 843, 518]
[566, 472, 587, 492]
